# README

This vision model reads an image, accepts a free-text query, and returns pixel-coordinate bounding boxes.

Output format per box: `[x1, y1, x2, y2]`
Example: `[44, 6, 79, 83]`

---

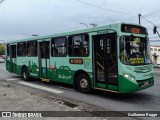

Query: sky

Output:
[0, 0, 160, 44]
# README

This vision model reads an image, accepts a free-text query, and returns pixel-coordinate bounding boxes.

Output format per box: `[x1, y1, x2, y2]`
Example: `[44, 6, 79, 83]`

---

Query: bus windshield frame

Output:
[119, 35, 152, 65]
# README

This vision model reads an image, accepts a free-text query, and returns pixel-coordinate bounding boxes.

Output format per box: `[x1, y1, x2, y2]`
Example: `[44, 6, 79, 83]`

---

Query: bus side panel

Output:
[50, 57, 58, 81]
[6, 57, 11, 72]
[50, 57, 73, 84]
[63, 57, 93, 86]
[5, 47, 13, 72]
[15, 57, 39, 78]
[11, 58, 17, 73]
[28, 57, 39, 78]
[50, 57, 93, 85]
[50, 34, 93, 86]
[16, 57, 27, 75]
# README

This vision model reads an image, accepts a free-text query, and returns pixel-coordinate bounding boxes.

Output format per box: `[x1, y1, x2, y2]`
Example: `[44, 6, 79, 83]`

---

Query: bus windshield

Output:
[120, 35, 152, 65]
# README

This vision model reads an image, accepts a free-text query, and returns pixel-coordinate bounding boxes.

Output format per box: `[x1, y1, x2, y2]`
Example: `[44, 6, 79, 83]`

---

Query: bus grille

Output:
[136, 78, 153, 87]
[134, 67, 152, 73]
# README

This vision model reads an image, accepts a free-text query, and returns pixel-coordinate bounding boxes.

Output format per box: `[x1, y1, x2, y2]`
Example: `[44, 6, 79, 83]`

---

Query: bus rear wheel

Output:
[22, 67, 30, 81]
[77, 74, 91, 94]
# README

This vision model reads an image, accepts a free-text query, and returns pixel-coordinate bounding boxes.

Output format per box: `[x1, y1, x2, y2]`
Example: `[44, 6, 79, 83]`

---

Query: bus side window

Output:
[79, 44, 86, 56]
[7, 44, 10, 56]
[17, 42, 26, 57]
[52, 47, 58, 56]
[68, 34, 89, 57]
[27, 41, 37, 56]
[51, 37, 66, 57]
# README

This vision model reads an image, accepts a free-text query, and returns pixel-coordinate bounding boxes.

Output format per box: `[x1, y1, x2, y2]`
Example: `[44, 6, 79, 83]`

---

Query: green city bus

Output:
[6, 23, 154, 93]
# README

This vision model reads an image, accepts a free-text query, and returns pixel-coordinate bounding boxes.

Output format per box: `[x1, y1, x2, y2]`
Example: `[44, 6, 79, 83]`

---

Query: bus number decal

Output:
[69, 58, 83, 64]
[97, 30, 109, 35]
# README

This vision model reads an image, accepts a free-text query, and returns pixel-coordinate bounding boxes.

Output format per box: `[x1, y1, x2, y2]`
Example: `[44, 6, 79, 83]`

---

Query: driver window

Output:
[120, 37, 129, 62]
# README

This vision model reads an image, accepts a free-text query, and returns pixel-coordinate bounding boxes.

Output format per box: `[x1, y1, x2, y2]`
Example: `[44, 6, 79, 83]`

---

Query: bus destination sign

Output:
[121, 24, 147, 35]
[130, 57, 144, 64]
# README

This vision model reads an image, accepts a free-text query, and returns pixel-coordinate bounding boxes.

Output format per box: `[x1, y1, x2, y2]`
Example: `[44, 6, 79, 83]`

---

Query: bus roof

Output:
[6, 22, 146, 44]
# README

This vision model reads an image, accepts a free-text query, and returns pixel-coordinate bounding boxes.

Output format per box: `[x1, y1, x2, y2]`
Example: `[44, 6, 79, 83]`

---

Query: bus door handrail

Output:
[96, 61, 104, 70]
[96, 52, 104, 59]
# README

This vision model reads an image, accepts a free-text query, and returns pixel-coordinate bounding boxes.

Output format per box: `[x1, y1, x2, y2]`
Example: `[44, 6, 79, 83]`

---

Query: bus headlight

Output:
[130, 75, 136, 82]
[123, 73, 136, 83]
[124, 73, 129, 78]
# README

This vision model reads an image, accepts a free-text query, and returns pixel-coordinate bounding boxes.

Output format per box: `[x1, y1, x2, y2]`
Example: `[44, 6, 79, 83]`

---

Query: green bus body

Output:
[5, 23, 154, 93]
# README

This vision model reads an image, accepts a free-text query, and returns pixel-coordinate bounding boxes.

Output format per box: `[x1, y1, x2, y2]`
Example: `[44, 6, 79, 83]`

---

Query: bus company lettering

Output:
[130, 58, 144, 64]
[58, 74, 72, 80]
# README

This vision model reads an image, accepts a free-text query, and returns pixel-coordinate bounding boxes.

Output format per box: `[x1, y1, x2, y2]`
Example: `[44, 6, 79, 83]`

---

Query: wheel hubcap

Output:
[80, 78, 88, 88]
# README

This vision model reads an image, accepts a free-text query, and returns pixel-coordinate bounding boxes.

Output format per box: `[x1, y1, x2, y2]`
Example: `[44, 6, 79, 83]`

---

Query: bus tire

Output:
[77, 74, 91, 94]
[22, 67, 30, 81]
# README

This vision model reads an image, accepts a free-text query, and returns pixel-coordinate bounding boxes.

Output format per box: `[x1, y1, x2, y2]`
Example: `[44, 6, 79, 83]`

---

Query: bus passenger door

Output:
[93, 33, 118, 91]
[39, 41, 50, 79]
[10, 45, 17, 73]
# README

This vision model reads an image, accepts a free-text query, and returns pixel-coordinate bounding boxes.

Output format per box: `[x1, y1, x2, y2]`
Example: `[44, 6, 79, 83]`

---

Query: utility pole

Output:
[138, 14, 141, 25]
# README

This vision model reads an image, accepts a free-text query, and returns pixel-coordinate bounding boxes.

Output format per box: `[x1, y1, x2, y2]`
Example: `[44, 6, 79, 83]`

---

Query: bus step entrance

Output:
[41, 78, 50, 82]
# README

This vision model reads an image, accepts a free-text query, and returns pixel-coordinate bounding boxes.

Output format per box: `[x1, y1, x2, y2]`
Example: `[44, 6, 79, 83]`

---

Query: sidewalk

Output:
[0, 81, 77, 120]
[0, 81, 138, 120]
[0, 81, 111, 120]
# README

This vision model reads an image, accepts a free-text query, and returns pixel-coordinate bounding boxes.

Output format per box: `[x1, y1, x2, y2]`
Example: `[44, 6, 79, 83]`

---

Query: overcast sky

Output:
[0, 0, 160, 42]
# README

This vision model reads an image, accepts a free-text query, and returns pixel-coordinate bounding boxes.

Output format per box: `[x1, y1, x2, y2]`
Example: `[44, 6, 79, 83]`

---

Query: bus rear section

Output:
[6, 44, 17, 73]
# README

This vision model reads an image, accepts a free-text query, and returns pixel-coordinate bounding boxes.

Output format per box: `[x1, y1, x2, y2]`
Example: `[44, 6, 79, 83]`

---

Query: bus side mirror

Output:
[153, 26, 157, 34]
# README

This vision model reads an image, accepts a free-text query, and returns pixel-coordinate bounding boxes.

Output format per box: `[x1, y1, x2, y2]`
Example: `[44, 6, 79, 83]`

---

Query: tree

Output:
[0, 44, 5, 55]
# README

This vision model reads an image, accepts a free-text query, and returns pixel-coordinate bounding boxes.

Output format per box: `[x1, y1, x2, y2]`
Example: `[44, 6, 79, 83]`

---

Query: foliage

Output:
[0, 44, 5, 55]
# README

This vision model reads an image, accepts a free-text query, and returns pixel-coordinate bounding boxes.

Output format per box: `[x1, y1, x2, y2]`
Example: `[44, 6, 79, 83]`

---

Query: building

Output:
[150, 41, 160, 66]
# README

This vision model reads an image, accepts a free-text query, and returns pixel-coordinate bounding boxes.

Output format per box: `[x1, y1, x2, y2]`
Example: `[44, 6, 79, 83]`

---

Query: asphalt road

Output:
[0, 63, 160, 119]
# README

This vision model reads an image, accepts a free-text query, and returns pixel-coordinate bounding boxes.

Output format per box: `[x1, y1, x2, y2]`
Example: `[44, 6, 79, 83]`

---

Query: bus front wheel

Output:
[22, 67, 30, 81]
[77, 74, 91, 94]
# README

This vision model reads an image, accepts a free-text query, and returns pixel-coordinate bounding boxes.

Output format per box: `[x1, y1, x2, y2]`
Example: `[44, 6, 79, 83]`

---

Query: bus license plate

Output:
[144, 82, 149, 86]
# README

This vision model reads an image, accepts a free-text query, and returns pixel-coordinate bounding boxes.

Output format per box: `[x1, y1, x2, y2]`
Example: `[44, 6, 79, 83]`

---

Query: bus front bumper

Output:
[118, 76, 154, 93]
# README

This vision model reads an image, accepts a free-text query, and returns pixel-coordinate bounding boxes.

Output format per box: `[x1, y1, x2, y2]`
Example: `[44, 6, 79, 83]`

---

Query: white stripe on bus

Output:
[18, 81, 63, 94]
